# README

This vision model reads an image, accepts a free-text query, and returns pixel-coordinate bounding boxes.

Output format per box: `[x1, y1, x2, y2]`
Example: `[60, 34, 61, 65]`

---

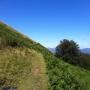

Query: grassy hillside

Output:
[0, 21, 90, 90]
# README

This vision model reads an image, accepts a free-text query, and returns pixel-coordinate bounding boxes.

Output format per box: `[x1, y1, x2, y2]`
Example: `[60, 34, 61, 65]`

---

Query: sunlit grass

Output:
[0, 47, 49, 90]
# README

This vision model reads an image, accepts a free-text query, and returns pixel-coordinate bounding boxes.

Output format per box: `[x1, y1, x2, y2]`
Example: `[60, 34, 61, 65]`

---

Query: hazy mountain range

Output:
[48, 48, 90, 55]
[81, 48, 90, 55]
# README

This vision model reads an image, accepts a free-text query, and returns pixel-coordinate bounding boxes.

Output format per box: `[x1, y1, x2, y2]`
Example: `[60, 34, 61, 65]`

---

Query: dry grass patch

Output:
[0, 47, 49, 90]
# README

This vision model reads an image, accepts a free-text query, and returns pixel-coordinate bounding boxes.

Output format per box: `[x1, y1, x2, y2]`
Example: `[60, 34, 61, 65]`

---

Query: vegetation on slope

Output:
[56, 39, 90, 70]
[48, 57, 90, 90]
[0, 47, 48, 90]
[0, 22, 90, 90]
[0, 21, 36, 49]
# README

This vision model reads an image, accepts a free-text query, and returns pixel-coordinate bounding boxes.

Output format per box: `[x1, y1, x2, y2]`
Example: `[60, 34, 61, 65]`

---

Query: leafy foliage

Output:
[56, 39, 90, 70]
[79, 53, 90, 70]
[56, 39, 80, 64]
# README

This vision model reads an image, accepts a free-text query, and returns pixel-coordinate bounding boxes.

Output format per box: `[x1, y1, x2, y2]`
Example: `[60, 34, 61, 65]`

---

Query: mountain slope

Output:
[0, 22, 90, 90]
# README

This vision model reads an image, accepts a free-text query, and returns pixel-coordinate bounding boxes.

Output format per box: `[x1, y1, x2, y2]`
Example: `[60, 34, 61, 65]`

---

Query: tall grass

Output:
[0, 47, 49, 90]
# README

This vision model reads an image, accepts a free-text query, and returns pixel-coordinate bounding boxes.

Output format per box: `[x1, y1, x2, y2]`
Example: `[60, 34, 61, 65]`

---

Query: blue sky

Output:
[0, 0, 90, 48]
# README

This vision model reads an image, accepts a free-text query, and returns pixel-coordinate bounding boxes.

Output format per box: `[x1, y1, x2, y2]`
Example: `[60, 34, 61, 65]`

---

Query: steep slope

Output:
[0, 22, 49, 90]
[0, 22, 90, 90]
[0, 22, 36, 48]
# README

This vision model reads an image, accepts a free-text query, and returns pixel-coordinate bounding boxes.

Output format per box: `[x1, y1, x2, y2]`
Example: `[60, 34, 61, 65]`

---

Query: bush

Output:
[56, 39, 90, 70]
[56, 39, 80, 65]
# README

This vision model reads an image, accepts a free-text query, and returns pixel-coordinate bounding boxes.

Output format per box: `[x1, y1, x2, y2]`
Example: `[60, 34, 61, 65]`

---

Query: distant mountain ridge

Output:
[81, 48, 90, 55]
[48, 48, 90, 55]
[48, 48, 56, 53]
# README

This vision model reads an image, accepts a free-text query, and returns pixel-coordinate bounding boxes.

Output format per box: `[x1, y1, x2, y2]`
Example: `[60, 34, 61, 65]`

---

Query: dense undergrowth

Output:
[0, 22, 90, 90]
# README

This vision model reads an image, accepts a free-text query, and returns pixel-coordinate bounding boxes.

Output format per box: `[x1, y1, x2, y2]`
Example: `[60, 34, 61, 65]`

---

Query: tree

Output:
[56, 39, 80, 64]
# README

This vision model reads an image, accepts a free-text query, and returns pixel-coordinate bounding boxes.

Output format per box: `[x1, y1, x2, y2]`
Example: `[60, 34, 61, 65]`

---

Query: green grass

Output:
[0, 21, 90, 90]
[0, 47, 49, 90]
[48, 58, 90, 90]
